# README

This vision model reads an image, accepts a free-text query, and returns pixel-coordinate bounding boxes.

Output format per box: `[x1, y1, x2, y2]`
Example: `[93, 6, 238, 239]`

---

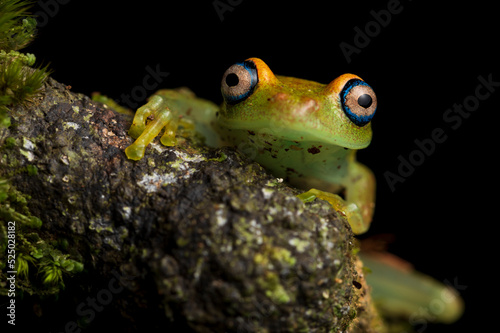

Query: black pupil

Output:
[226, 73, 239, 87]
[358, 94, 372, 108]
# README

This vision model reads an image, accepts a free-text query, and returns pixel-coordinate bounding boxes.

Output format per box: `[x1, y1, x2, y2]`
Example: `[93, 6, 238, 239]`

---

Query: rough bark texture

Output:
[0, 78, 384, 332]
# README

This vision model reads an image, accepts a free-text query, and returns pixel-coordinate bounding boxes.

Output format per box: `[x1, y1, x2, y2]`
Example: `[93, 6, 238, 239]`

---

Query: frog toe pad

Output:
[298, 189, 368, 235]
[125, 95, 178, 160]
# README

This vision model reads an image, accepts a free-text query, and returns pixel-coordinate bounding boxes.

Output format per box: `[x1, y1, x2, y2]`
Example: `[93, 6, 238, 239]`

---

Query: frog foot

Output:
[125, 95, 179, 160]
[297, 189, 367, 235]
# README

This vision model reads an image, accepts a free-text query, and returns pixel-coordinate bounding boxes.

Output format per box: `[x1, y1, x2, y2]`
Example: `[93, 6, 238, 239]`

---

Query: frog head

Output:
[219, 58, 377, 149]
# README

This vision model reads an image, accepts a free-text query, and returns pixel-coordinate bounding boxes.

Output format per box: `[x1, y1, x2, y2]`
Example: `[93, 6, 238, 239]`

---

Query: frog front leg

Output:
[298, 189, 367, 234]
[343, 160, 376, 233]
[125, 94, 179, 160]
[298, 159, 375, 235]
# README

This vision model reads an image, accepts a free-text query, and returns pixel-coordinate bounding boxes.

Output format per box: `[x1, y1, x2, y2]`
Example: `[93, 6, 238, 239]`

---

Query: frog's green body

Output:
[125, 58, 377, 234]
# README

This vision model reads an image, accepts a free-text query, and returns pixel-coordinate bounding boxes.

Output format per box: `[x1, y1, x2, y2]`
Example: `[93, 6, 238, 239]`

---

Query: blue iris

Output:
[340, 79, 376, 127]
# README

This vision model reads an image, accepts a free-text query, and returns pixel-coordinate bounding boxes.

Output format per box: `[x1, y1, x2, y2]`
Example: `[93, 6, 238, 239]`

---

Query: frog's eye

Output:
[221, 60, 259, 104]
[340, 79, 377, 127]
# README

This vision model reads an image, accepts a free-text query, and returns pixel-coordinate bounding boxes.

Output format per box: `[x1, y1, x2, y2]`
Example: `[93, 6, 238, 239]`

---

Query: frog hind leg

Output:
[359, 252, 464, 324]
[125, 95, 178, 160]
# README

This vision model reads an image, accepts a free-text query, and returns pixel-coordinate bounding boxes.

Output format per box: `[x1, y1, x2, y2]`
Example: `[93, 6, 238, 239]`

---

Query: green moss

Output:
[0, 36, 82, 294]
[26, 164, 37, 175]
[176, 236, 190, 247]
[15, 253, 32, 279]
[208, 151, 227, 162]
[288, 237, 310, 253]
[0, 0, 36, 51]
[0, 208, 84, 296]
[258, 271, 291, 304]
[0, 177, 8, 202]
[0, 181, 40, 228]
[0, 51, 51, 106]
[3, 136, 15, 148]
[267, 244, 296, 267]
[0, 1, 52, 141]
[0, 105, 10, 127]
[83, 113, 92, 122]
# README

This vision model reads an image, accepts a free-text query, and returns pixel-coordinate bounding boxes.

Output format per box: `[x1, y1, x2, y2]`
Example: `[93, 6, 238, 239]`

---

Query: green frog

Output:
[120, 58, 464, 326]
[124, 58, 377, 235]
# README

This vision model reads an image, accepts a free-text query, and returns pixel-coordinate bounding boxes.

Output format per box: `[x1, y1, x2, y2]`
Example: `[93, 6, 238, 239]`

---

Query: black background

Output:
[23, 0, 497, 332]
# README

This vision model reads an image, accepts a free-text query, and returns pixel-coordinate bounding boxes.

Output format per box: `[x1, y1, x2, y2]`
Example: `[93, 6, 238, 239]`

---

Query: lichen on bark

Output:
[0, 77, 384, 332]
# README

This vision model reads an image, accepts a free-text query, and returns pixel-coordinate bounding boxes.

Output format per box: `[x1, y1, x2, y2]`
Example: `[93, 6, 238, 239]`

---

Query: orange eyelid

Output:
[324, 73, 363, 95]
[245, 57, 279, 84]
